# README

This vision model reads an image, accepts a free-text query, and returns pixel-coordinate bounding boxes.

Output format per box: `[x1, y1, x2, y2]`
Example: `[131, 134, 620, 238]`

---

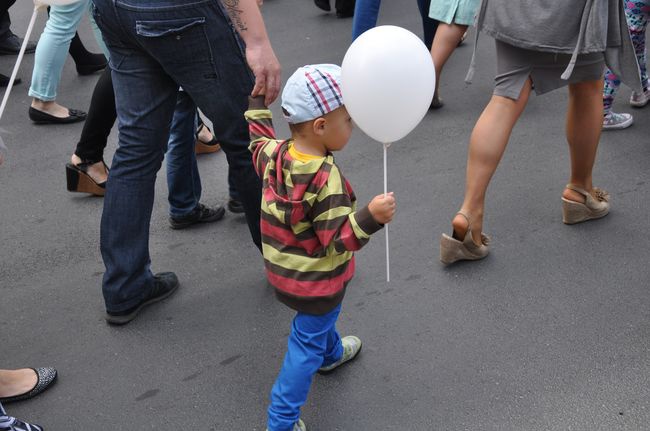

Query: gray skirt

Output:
[494, 40, 605, 100]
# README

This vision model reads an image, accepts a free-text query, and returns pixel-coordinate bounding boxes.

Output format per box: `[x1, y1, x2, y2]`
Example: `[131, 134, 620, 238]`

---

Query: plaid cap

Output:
[281, 64, 344, 124]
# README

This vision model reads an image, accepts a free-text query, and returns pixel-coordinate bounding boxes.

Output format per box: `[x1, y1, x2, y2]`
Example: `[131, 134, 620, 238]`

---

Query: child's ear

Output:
[312, 118, 326, 136]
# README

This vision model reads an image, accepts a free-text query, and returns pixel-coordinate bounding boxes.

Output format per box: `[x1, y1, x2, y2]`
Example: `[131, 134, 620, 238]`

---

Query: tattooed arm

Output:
[221, 0, 281, 105]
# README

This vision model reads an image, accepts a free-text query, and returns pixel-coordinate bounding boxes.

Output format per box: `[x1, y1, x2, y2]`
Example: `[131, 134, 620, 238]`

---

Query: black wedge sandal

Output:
[65, 159, 109, 196]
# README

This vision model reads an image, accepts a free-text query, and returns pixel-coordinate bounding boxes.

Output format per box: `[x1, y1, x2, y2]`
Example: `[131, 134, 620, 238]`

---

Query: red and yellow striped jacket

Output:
[246, 108, 382, 314]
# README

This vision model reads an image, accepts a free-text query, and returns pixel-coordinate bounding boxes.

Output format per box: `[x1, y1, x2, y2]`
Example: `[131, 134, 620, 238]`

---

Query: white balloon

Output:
[342, 26, 435, 144]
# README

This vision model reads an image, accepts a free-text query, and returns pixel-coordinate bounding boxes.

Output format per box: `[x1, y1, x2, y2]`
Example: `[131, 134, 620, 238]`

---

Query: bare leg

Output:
[563, 79, 604, 203]
[31, 99, 72, 118]
[430, 22, 468, 96]
[453, 79, 533, 244]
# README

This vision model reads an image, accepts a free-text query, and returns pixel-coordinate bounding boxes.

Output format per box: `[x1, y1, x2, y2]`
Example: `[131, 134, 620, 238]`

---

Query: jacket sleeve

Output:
[309, 165, 383, 253]
[245, 96, 278, 177]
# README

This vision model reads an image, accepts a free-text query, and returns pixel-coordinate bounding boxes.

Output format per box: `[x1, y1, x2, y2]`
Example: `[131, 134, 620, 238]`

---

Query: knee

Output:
[569, 79, 603, 99]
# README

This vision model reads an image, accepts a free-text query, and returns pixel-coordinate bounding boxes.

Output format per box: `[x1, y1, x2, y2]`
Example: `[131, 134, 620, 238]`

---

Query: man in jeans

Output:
[93, 0, 281, 325]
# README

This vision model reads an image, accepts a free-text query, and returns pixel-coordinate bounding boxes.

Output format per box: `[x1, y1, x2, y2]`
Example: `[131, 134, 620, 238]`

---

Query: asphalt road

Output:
[1, 1, 650, 430]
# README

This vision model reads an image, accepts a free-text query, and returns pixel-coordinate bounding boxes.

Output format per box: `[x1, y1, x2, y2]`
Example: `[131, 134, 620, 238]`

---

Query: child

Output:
[246, 64, 396, 431]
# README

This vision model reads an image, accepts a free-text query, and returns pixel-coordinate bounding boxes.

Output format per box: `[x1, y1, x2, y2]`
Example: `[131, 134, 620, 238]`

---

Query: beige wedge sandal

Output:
[440, 212, 490, 265]
[561, 184, 610, 225]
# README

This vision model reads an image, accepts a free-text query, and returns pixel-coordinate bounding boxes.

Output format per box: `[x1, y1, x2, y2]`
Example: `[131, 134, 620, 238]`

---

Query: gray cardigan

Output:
[466, 0, 642, 92]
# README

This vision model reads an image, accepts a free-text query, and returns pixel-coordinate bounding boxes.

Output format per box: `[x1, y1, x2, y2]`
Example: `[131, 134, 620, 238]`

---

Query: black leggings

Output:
[73, 67, 116, 162]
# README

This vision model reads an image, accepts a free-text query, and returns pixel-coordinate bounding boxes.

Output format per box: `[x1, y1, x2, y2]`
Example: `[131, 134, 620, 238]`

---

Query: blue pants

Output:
[166, 91, 201, 218]
[352, 0, 437, 49]
[268, 305, 344, 431]
[93, 0, 263, 313]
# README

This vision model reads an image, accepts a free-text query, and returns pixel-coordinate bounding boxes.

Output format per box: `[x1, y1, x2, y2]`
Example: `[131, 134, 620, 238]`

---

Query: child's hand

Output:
[368, 192, 396, 225]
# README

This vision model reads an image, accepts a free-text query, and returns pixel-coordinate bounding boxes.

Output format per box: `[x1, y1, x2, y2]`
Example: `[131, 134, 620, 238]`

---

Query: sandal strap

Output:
[565, 183, 589, 196]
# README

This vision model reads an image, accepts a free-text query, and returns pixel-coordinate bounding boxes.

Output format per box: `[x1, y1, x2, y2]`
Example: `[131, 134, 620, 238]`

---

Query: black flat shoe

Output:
[0, 367, 57, 404]
[75, 53, 107, 76]
[227, 198, 245, 214]
[0, 73, 20, 87]
[0, 32, 36, 55]
[29, 107, 87, 124]
[314, 0, 331, 11]
[66, 160, 108, 196]
[169, 202, 226, 229]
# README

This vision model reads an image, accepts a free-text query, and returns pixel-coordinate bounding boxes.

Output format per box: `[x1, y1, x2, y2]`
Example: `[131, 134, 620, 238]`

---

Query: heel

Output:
[562, 198, 591, 224]
[440, 234, 463, 264]
[65, 163, 106, 196]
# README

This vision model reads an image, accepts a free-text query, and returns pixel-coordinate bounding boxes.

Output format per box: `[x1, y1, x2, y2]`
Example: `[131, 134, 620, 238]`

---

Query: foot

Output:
[602, 112, 633, 130]
[227, 198, 245, 214]
[0, 73, 20, 87]
[71, 154, 108, 184]
[430, 93, 444, 109]
[0, 32, 36, 55]
[318, 336, 362, 374]
[105, 272, 180, 325]
[0, 370, 37, 399]
[0, 367, 57, 403]
[169, 203, 226, 229]
[629, 88, 650, 107]
[31, 100, 80, 119]
[451, 212, 482, 246]
[314, 0, 331, 11]
[266, 419, 306, 431]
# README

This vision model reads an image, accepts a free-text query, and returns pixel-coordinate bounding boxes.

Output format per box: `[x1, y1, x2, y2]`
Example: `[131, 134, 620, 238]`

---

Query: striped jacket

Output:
[246, 107, 383, 314]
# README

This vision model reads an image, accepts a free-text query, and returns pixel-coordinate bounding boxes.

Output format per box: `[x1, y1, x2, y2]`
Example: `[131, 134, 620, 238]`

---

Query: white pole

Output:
[0, 8, 38, 122]
[383, 142, 390, 282]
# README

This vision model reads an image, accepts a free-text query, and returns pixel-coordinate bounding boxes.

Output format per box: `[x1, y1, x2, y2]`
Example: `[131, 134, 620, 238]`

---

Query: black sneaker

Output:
[0, 32, 36, 55]
[169, 202, 225, 229]
[227, 198, 245, 214]
[105, 272, 179, 325]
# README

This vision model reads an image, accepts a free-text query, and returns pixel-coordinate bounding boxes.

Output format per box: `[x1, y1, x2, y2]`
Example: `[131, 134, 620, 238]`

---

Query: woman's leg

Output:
[453, 79, 533, 244]
[71, 67, 115, 184]
[429, 22, 468, 97]
[29, 0, 89, 117]
[416, 0, 438, 49]
[351, 0, 381, 40]
[563, 79, 603, 203]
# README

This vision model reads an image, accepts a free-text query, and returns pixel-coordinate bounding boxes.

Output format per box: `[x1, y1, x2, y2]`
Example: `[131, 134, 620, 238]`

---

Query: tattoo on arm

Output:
[223, 0, 248, 32]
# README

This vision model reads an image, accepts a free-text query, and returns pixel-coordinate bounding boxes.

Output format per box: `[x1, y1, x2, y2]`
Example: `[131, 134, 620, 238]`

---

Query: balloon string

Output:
[383, 142, 390, 283]
[0, 8, 38, 123]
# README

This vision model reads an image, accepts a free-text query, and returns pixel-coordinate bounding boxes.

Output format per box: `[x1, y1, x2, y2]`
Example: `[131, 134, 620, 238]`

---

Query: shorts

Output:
[493, 40, 606, 100]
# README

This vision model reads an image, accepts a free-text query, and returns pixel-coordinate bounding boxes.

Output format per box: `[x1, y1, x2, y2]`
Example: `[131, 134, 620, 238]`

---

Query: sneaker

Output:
[629, 89, 650, 107]
[267, 419, 307, 431]
[0, 32, 36, 55]
[602, 112, 633, 130]
[227, 198, 245, 214]
[105, 272, 179, 325]
[169, 202, 225, 229]
[318, 336, 362, 374]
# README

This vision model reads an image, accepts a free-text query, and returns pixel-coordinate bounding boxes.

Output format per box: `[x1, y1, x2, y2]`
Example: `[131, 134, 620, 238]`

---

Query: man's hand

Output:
[246, 41, 281, 106]
[368, 192, 396, 225]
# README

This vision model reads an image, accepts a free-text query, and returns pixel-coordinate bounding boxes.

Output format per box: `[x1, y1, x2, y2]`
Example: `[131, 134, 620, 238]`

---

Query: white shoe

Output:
[602, 112, 633, 130]
[629, 89, 650, 107]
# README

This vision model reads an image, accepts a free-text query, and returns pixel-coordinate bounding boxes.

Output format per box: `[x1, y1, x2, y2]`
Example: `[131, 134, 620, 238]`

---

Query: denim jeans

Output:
[352, 0, 438, 48]
[268, 304, 344, 431]
[167, 91, 201, 218]
[29, 0, 106, 101]
[93, 0, 262, 312]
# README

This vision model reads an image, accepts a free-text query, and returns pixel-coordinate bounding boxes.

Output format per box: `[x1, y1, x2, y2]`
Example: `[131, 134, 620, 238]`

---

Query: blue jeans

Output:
[29, 0, 106, 101]
[351, 0, 437, 48]
[93, 0, 262, 312]
[167, 91, 201, 218]
[268, 305, 344, 431]
[351, 0, 381, 41]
